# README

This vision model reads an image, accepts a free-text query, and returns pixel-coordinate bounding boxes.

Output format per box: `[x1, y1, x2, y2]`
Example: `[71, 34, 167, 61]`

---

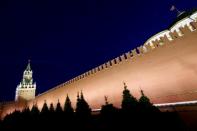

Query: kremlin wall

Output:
[1, 10, 197, 119]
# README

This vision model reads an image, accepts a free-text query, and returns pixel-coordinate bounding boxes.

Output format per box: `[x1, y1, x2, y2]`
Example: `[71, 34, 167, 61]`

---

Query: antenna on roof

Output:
[170, 5, 185, 17]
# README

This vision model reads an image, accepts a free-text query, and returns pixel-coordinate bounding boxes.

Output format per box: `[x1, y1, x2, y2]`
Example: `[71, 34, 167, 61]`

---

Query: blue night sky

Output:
[0, 0, 197, 101]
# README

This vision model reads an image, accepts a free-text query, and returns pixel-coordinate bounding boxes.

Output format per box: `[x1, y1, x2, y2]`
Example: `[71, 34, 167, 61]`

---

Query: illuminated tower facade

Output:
[15, 60, 36, 101]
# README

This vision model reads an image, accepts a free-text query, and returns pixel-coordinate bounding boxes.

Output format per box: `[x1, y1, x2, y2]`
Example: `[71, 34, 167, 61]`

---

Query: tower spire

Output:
[26, 59, 31, 71]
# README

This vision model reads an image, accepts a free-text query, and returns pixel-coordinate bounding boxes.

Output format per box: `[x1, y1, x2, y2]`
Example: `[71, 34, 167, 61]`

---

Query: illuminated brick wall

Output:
[27, 21, 197, 111]
[1, 15, 197, 119]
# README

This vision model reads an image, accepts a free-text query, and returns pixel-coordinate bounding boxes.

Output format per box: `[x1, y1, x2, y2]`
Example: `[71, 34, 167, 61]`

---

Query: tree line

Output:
[0, 83, 187, 130]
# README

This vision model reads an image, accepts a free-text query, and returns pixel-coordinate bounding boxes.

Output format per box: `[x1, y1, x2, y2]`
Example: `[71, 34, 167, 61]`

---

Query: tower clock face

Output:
[25, 78, 30, 83]
[25, 76, 31, 83]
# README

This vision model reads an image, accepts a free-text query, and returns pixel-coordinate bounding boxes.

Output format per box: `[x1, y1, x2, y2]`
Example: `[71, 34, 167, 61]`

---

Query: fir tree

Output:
[139, 90, 156, 112]
[49, 103, 55, 113]
[101, 96, 116, 118]
[22, 107, 30, 115]
[56, 99, 63, 114]
[31, 103, 40, 116]
[121, 82, 138, 111]
[21, 107, 31, 127]
[76, 91, 91, 119]
[139, 90, 151, 106]
[76, 92, 81, 115]
[22, 107, 30, 117]
[41, 100, 49, 115]
[64, 94, 74, 116]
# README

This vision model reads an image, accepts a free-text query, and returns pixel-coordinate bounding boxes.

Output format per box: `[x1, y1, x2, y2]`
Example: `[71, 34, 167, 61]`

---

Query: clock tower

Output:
[15, 60, 36, 101]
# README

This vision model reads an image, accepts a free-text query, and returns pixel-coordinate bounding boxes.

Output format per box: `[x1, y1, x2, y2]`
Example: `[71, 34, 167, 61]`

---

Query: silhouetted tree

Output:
[31, 104, 40, 116]
[100, 96, 118, 129]
[49, 103, 55, 113]
[22, 107, 30, 117]
[101, 96, 117, 118]
[56, 99, 63, 114]
[139, 90, 151, 106]
[40, 100, 50, 128]
[41, 100, 49, 115]
[22, 107, 30, 116]
[121, 82, 138, 112]
[139, 90, 159, 113]
[30, 104, 40, 127]
[4, 110, 22, 129]
[64, 95, 74, 117]
[20, 107, 31, 127]
[76, 91, 91, 119]
[55, 99, 63, 125]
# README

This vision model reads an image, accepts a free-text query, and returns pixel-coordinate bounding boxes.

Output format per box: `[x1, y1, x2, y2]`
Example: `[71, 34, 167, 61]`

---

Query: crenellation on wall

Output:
[106, 61, 110, 68]
[98, 65, 102, 70]
[92, 68, 96, 74]
[124, 53, 128, 59]
[84, 72, 87, 77]
[118, 56, 122, 62]
[109, 60, 112, 66]
[150, 38, 161, 50]
[114, 59, 118, 64]
[120, 54, 125, 61]
[91, 69, 94, 74]
[81, 74, 84, 78]
[113, 57, 118, 64]
[97, 66, 100, 71]
[144, 44, 152, 52]
[179, 25, 192, 35]
[100, 65, 103, 70]
[82, 73, 85, 78]
[137, 46, 145, 54]
[131, 49, 138, 57]
[141, 46, 147, 53]
[76, 76, 80, 81]
[142, 21, 196, 53]
[125, 52, 131, 59]
[94, 67, 98, 73]
[88, 70, 91, 75]
[90, 69, 93, 74]
[101, 64, 105, 69]
[93, 68, 96, 73]
[187, 23, 196, 31]
[84, 73, 86, 77]
[102, 63, 106, 69]
[160, 35, 171, 45]
[155, 39, 164, 47]
[177, 28, 184, 36]
[169, 31, 180, 39]
[190, 22, 197, 29]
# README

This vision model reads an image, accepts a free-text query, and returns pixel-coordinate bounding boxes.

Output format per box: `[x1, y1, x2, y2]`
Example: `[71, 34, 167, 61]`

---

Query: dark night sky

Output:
[0, 0, 196, 101]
